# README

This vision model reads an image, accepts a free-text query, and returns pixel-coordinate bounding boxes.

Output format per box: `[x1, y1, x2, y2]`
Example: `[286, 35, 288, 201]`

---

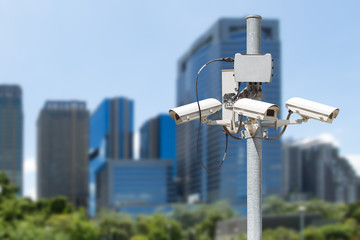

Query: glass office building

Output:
[176, 18, 282, 215]
[96, 159, 174, 216]
[90, 97, 134, 159]
[89, 97, 134, 215]
[0, 85, 23, 195]
[140, 114, 176, 179]
[37, 101, 89, 207]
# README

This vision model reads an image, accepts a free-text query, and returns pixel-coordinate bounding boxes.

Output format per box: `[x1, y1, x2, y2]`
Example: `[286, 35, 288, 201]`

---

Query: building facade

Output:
[89, 97, 134, 215]
[283, 139, 358, 203]
[96, 159, 174, 216]
[176, 18, 282, 215]
[140, 114, 176, 179]
[37, 101, 89, 207]
[0, 85, 23, 195]
[90, 97, 134, 159]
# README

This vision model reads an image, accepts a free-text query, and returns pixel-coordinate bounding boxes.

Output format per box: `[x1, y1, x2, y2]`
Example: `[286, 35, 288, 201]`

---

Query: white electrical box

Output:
[234, 53, 273, 83]
[221, 69, 238, 132]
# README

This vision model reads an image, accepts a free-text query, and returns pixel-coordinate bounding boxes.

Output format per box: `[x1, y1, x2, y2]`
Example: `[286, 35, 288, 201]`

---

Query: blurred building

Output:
[176, 18, 282, 215]
[89, 97, 134, 215]
[89, 97, 134, 159]
[283, 138, 358, 203]
[140, 114, 176, 179]
[0, 85, 23, 195]
[96, 159, 174, 216]
[37, 101, 89, 207]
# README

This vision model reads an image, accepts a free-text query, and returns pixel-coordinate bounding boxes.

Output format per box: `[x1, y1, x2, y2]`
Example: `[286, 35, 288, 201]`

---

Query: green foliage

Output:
[0, 172, 19, 200]
[236, 233, 247, 240]
[0, 172, 99, 240]
[320, 224, 353, 240]
[96, 211, 183, 240]
[48, 196, 74, 214]
[263, 227, 299, 240]
[97, 210, 134, 239]
[344, 201, 360, 222]
[135, 216, 151, 235]
[172, 200, 235, 230]
[304, 226, 324, 240]
[46, 211, 99, 240]
[195, 211, 225, 239]
[2, 170, 360, 240]
[263, 195, 347, 221]
[131, 235, 148, 240]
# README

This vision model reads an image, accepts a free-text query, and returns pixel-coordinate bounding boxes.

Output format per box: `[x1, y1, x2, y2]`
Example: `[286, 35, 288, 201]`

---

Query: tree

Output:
[131, 235, 148, 240]
[0, 172, 18, 200]
[195, 211, 225, 239]
[263, 195, 347, 221]
[46, 211, 99, 240]
[320, 224, 353, 240]
[304, 227, 324, 240]
[171, 200, 235, 231]
[344, 201, 360, 222]
[97, 210, 134, 240]
[262, 227, 299, 240]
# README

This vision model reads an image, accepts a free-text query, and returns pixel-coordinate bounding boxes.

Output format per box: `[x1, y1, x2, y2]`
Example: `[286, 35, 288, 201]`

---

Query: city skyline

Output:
[0, 1, 358, 199]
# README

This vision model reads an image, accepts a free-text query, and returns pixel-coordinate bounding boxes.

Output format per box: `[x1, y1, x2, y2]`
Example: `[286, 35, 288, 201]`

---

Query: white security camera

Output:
[285, 97, 339, 123]
[233, 98, 280, 121]
[169, 98, 222, 125]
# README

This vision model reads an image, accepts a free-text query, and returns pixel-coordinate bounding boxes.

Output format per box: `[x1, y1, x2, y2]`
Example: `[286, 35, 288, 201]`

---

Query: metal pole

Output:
[246, 14, 262, 240]
[300, 211, 304, 240]
[299, 205, 306, 240]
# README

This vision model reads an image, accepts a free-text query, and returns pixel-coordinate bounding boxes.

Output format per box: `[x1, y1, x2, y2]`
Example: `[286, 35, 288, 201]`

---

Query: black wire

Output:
[264, 111, 293, 141]
[235, 115, 244, 135]
[195, 57, 234, 172]
[196, 128, 228, 173]
[235, 82, 242, 100]
[216, 112, 244, 140]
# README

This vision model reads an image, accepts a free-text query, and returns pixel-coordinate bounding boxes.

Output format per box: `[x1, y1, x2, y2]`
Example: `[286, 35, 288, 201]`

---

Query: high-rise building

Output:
[140, 114, 176, 179]
[96, 159, 174, 216]
[283, 138, 358, 203]
[0, 85, 23, 195]
[282, 141, 305, 201]
[37, 101, 89, 207]
[89, 97, 134, 215]
[176, 18, 281, 215]
[90, 97, 134, 159]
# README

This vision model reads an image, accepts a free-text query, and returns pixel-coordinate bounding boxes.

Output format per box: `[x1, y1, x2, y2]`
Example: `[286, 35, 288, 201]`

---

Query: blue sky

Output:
[0, 0, 359, 198]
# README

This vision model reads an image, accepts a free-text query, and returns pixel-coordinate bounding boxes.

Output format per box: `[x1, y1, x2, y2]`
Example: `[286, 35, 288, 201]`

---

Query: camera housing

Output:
[234, 53, 273, 83]
[233, 98, 280, 121]
[285, 97, 339, 123]
[169, 98, 222, 125]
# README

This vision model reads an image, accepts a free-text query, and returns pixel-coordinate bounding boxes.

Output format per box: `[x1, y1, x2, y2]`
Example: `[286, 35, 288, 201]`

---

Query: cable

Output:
[264, 111, 293, 141]
[235, 115, 244, 135]
[235, 82, 242, 100]
[196, 128, 228, 173]
[196, 57, 234, 172]
[216, 112, 244, 140]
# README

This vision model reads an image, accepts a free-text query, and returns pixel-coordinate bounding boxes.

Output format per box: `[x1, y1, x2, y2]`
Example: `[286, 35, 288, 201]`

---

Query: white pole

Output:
[246, 14, 262, 240]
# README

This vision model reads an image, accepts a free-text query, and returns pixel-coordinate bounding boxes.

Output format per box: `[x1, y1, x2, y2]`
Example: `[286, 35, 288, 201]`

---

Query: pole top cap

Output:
[246, 15, 262, 19]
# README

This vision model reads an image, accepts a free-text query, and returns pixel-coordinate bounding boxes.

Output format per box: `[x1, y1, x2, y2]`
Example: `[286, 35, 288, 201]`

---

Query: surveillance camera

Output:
[285, 97, 339, 123]
[169, 98, 222, 125]
[233, 98, 280, 121]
